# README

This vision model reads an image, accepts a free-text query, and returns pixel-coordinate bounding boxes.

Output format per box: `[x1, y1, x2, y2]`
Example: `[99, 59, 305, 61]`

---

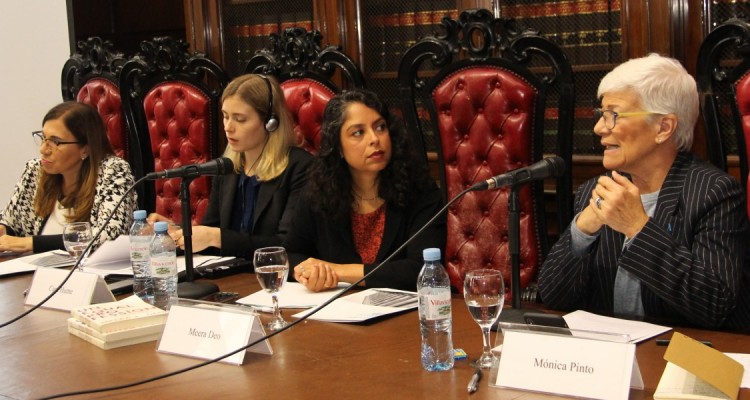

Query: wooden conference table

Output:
[0, 271, 748, 400]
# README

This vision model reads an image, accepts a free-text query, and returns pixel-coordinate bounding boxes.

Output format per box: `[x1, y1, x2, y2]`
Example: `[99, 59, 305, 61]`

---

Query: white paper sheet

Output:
[563, 310, 671, 343]
[726, 353, 750, 388]
[291, 288, 418, 323]
[85, 235, 130, 266]
[81, 255, 236, 277]
[236, 282, 349, 310]
[0, 250, 74, 276]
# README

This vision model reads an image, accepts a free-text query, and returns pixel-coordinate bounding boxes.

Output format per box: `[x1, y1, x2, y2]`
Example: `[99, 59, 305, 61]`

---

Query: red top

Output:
[351, 204, 386, 264]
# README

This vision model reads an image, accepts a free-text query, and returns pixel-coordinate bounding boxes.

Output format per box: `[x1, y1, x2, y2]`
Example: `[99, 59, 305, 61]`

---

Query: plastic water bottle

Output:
[150, 221, 178, 310]
[129, 210, 154, 304]
[417, 248, 454, 371]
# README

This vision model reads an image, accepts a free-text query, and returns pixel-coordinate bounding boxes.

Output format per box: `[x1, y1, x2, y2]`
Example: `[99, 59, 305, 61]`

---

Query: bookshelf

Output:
[181, 0, 727, 159]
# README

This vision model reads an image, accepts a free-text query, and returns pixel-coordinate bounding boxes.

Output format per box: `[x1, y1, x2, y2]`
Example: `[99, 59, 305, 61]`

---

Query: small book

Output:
[68, 323, 162, 350]
[655, 362, 731, 400]
[67, 317, 165, 343]
[654, 332, 743, 400]
[70, 296, 167, 333]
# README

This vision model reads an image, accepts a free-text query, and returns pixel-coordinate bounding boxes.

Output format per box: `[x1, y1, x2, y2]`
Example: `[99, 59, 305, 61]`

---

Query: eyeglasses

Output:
[32, 131, 80, 150]
[593, 108, 660, 130]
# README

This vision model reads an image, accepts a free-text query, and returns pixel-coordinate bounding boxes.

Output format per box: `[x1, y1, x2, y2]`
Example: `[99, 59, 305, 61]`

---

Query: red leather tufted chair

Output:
[245, 27, 365, 154]
[62, 37, 134, 165]
[120, 37, 229, 224]
[398, 9, 574, 302]
[697, 18, 750, 217]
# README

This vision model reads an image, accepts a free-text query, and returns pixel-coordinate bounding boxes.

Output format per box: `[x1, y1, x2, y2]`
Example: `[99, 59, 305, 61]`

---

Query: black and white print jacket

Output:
[0, 156, 137, 252]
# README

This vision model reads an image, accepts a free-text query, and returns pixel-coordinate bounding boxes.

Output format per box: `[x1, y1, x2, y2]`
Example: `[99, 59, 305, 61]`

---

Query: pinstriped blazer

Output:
[539, 152, 750, 330]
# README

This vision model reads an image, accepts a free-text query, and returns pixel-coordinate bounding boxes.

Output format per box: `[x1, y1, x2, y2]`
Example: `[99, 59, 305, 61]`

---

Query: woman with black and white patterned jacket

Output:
[0, 101, 136, 253]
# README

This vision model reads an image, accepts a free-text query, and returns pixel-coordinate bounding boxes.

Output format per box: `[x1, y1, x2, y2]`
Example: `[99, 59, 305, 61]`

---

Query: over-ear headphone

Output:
[258, 75, 279, 133]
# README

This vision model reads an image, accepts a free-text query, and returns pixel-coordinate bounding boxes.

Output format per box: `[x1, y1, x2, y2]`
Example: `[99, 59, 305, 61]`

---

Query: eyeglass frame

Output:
[593, 108, 661, 130]
[32, 130, 81, 149]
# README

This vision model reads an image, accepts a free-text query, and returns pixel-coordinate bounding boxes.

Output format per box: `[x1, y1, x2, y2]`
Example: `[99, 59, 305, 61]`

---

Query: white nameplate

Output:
[25, 267, 115, 311]
[157, 303, 272, 365]
[495, 329, 638, 400]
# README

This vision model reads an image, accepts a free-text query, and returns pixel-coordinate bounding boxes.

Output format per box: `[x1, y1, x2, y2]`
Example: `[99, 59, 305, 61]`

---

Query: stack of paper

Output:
[292, 288, 419, 323]
[236, 282, 349, 310]
[67, 296, 167, 350]
[0, 250, 75, 276]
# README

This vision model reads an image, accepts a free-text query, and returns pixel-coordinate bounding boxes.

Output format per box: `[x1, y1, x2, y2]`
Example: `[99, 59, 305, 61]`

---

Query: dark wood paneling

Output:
[70, 0, 185, 55]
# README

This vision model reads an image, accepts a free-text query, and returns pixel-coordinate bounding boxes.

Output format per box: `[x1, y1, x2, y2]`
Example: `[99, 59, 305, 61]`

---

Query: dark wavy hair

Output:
[305, 89, 430, 222]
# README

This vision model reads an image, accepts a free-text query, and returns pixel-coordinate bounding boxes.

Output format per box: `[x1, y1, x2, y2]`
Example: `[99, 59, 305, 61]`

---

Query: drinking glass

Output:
[62, 222, 93, 271]
[464, 269, 505, 369]
[254, 246, 290, 331]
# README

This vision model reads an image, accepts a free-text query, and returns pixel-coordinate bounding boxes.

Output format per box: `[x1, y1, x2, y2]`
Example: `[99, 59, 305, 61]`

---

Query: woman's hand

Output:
[0, 235, 32, 253]
[293, 258, 339, 292]
[170, 225, 220, 252]
[147, 213, 174, 225]
[0, 225, 6, 236]
[590, 171, 650, 238]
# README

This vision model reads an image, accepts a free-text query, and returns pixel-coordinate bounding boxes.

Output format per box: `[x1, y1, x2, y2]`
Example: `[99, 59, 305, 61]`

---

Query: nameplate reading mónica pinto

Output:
[533, 358, 595, 373]
[494, 329, 641, 400]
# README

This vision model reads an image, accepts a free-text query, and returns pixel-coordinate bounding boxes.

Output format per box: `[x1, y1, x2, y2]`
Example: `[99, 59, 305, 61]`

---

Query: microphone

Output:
[471, 156, 565, 191]
[145, 157, 234, 180]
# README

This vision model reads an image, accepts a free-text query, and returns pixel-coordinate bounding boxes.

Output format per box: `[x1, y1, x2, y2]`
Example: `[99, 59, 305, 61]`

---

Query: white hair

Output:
[598, 53, 698, 151]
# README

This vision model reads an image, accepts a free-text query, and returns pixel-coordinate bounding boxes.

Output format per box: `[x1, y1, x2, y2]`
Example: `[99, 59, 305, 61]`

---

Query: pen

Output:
[655, 338, 713, 347]
[467, 369, 482, 394]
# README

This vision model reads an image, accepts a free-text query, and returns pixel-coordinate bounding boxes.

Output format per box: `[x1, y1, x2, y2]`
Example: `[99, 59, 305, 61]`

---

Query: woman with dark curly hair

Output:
[285, 89, 445, 292]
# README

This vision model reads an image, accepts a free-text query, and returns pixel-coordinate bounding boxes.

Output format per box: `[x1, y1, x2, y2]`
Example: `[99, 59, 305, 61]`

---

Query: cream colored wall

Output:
[0, 0, 69, 205]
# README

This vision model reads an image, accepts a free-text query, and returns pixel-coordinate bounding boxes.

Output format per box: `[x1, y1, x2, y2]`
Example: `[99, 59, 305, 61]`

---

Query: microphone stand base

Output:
[497, 307, 527, 324]
[177, 281, 220, 299]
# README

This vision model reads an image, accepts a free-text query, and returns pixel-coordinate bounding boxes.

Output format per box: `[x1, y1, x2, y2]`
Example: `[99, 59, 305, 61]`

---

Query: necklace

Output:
[352, 191, 380, 201]
[243, 138, 268, 176]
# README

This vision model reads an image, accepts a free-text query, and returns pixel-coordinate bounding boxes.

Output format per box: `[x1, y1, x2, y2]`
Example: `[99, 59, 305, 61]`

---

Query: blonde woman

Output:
[151, 74, 312, 259]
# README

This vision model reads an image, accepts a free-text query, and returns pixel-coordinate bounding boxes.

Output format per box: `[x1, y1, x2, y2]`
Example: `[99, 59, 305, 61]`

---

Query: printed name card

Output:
[25, 267, 115, 311]
[157, 302, 272, 365]
[494, 328, 640, 400]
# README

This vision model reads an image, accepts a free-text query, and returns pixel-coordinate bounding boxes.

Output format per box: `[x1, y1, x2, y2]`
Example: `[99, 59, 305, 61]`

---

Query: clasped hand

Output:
[578, 171, 650, 238]
[293, 258, 339, 292]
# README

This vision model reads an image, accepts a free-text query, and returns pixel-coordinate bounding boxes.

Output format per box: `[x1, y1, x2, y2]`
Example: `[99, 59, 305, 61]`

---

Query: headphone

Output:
[258, 75, 279, 133]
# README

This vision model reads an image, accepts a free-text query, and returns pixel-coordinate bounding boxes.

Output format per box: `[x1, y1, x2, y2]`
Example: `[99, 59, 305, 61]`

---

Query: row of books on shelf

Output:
[67, 296, 167, 350]
[228, 20, 314, 39]
[501, 0, 622, 19]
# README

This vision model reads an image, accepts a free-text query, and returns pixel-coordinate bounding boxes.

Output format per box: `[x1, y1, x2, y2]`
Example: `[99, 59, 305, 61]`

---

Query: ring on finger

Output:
[595, 196, 603, 210]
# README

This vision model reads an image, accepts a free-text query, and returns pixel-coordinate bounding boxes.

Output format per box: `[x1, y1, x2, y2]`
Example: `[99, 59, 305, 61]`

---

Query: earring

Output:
[81, 155, 87, 160]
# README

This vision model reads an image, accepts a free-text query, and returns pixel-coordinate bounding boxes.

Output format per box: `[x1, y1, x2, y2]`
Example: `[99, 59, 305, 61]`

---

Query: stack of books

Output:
[67, 296, 168, 350]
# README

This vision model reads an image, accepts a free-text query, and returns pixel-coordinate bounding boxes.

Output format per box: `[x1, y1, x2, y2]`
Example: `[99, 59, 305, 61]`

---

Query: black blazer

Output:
[200, 147, 313, 259]
[284, 178, 446, 291]
[539, 152, 750, 330]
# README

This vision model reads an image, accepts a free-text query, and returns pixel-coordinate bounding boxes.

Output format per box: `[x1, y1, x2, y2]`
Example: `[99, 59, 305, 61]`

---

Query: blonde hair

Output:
[221, 74, 296, 181]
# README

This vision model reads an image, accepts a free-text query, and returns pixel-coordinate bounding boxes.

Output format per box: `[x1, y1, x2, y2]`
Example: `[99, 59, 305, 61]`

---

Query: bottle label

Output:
[150, 256, 177, 278]
[422, 292, 451, 320]
[129, 242, 149, 261]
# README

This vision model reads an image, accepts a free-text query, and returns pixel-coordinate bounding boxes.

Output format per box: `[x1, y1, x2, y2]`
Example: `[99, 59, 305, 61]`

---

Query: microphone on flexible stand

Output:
[38, 156, 565, 398]
[470, 156, 566, 191]
[145, 157, 234, 180]
[471, 156, 566, 324]
[148, 157, 235, 299]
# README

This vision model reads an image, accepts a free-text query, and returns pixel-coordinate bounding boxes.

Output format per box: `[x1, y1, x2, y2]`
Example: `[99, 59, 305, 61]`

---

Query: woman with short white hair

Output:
[539, 53, 750, 330]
